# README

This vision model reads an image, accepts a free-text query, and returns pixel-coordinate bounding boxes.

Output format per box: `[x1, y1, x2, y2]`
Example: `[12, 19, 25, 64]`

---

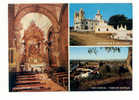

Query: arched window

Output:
[98, 28, 100, 31]
[85, 26, 88, 30]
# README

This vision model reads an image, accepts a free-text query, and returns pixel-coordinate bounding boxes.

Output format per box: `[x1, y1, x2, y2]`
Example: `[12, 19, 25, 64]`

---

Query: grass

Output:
[70, 31, 132, 46]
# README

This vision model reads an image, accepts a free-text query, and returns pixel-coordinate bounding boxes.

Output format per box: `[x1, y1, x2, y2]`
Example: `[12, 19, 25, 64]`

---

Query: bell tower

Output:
[79, 8, 84, 20]
[95, 10, 102, 21]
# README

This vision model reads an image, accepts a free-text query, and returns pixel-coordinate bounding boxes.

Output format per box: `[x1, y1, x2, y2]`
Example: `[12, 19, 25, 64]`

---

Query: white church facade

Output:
[73, 8, 132, 40]
[74, 9, 115, 33]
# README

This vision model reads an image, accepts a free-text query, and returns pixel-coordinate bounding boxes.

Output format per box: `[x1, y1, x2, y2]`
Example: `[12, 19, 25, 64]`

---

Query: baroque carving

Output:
[23, 21, 45, 64]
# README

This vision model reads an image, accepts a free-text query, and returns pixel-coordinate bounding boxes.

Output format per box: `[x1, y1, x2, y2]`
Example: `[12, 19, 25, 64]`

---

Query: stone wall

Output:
[58, 4, 68, 70]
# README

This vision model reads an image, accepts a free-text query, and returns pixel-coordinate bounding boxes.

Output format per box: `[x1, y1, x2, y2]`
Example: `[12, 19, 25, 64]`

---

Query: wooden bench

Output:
[55, 74, 68, 84]
[62, 77, 68, 89]
[52, 72, 67, 81]
[54, 73, 68, 90]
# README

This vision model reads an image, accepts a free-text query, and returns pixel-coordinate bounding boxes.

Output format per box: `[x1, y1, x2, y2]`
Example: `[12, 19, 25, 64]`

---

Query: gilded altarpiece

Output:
[23, 21, 46, 71]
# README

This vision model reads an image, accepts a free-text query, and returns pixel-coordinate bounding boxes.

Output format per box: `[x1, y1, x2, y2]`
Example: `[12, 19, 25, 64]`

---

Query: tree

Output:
[88, 47, 132, 75]
[108, 14, 132, 30]
[126, 19, 132, 30]
[126, 47, 132, 74]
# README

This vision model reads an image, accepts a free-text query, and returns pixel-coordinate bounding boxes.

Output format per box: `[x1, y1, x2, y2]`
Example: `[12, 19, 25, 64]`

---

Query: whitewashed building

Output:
[112, 24, 132, 40]
[74, 8, 132, 40]
[74, 9, 115, 33]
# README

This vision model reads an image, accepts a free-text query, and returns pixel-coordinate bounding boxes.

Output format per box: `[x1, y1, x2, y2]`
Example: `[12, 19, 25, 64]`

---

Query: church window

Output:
[85, 26, 88, 30]
[10, 50, 13, 63]
[98, 28, 100, 31]
[9, 48, 16, 65]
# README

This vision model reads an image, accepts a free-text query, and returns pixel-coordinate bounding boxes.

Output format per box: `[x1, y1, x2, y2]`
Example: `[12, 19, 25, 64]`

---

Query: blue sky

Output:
[70, 47, 129, 60]
[70, 3, 132, 26]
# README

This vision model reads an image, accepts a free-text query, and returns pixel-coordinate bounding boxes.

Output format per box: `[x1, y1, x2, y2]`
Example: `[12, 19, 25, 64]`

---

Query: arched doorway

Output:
[15, 12, 56, 72]
[14, 5, 60, 33]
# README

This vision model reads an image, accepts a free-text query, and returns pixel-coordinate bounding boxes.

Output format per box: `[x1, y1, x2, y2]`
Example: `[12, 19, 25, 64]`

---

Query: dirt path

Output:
[70, 32, 132, 46]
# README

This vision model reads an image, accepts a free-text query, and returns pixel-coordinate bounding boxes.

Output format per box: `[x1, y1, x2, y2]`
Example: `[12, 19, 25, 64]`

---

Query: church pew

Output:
[62, 77, 68, 89]
[55, 74, 68, 83]
[51, 72, 67, 81]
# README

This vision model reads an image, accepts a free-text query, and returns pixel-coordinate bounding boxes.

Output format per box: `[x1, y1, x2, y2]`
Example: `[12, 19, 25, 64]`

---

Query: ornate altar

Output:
[22, 21, 46, 72]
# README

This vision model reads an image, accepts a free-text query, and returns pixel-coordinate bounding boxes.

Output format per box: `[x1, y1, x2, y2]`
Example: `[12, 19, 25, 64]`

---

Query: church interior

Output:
[8, 4, 68, 92]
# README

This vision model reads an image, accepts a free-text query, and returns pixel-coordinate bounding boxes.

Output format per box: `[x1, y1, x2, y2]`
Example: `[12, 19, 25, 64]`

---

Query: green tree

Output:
[108, 14, 132, 30]
[126, 19, 132, 30]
